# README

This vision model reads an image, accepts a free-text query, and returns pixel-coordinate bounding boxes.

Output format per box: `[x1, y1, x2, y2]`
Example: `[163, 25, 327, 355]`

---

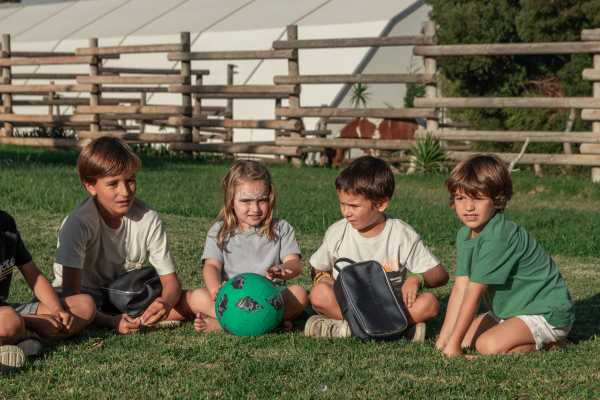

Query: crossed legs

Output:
[309, 281, 440, 325]
[190, 285, 308, 332]
[1, 294, 96, 345]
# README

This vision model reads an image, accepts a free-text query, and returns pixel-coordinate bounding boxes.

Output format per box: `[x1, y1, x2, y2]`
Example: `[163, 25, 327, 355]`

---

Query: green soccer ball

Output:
[215, 273, 284, 336]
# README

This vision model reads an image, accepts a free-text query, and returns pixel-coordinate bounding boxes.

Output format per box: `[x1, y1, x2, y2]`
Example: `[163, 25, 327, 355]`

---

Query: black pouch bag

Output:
[332, 258, 407, 341]
[100, 266, 163, 317]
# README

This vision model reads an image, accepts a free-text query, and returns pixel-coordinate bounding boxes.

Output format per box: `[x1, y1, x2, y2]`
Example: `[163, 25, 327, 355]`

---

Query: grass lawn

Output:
[0, 145, 599, 399]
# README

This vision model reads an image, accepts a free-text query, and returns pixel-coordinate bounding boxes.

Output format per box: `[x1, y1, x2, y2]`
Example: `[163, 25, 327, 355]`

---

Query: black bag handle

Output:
[333, 257, 356, 273]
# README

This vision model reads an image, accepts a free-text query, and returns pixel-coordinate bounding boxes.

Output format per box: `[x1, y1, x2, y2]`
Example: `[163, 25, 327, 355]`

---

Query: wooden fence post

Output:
[423, 21, 438, 132]
[593, 55, 600, 183]
[180, 32, 192, 144]
[226, 63, 235, 142]
[48, 81, 55, 116]
[287, 25, 302, 166]
[88, 38, 100, 133]
[192, 74, 202, 141]
[2, 35, 12, 136]
[139, 93, 146, 134]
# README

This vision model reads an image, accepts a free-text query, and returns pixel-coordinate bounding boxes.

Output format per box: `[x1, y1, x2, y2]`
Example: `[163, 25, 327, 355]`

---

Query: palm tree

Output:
[350, 83, 371, 108]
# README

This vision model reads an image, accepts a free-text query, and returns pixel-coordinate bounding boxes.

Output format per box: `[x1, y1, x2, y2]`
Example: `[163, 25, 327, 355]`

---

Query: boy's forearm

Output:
[421, 264, 449, 288]
[19, 261, 63, 314]
[446, 282, 486, 347]
[93, 309, 116, 330]
[33, 278, 64, 314]
[61, 266, 83, 297]
[437, 276, 469, 345]
[159, 276, 182, 309]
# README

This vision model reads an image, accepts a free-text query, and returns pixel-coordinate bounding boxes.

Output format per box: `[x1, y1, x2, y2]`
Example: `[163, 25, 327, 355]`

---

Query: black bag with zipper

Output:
[100, 265, 163, 317]
[332, 258, 408, 341]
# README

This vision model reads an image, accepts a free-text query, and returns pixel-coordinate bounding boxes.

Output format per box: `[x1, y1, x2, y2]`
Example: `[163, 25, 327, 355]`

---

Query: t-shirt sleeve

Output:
[469, 239, 514, 285]
[7, 215, 32, 266]
[201, 223, 224, 265]
[278, 220, 301, 260]
[309, 234, 334, 272]
[54, 215, 89, 269]
[147, 215, 176, 275]
[403, 236, 440, 274]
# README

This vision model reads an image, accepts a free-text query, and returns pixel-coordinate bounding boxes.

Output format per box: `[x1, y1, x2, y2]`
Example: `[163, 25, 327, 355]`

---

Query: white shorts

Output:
[486, 311, 572, 350]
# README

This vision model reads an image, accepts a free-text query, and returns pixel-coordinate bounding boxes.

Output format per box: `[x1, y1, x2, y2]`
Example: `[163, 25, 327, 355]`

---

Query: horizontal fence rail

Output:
[275, 107, 438, 119]
[77, 43, 187, 56]
[272, 35, 437, 49]
[273, 74, 436, 84]
[413, 42, 600, 56]
[168, 50, 296, 61]
[418, 130, 600, 143]
[413, 97, 600, 109]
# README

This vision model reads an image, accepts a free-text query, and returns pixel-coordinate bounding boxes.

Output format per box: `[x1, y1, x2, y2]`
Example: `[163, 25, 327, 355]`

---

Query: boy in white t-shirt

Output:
[306, 156, 449, 340]
[52, 137, 195, 334]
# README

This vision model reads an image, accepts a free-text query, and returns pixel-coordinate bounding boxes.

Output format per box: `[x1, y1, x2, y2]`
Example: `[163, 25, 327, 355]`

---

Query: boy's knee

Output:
[475, 335, 503, 355]
[76, 294, 97, 322]
[418, 292, 441, 319]
[0, 309, 25, 345]
[309, 284, 330, 308]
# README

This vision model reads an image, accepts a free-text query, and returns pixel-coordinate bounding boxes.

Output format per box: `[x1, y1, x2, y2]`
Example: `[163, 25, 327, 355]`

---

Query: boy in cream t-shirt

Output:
[306, 156, 449, 341]
[52, 137, 195, 335]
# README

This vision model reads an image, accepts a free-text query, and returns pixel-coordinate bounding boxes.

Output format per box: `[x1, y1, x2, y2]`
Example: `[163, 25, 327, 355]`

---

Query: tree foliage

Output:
[426, 0, 599, 152]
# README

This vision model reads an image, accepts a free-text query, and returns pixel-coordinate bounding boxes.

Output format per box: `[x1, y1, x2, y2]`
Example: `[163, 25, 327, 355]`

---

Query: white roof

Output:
[1, 0, 431, 141]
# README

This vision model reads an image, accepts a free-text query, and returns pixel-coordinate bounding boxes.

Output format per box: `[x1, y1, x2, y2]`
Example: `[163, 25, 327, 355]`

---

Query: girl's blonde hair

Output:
[215, 160, 276, 252]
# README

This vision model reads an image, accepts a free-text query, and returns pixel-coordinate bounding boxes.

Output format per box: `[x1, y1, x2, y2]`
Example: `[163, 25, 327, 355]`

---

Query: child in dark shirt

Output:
[0, 211, 95, 372]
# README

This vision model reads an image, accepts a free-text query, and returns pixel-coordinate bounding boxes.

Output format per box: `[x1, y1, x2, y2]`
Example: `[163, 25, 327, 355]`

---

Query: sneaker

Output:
[304, 315, 352, 338]
[141, 320, 183, 332]
[402, 322, 426, 343]
[17, 339, 43, 358]
[0, 345, 25, 372]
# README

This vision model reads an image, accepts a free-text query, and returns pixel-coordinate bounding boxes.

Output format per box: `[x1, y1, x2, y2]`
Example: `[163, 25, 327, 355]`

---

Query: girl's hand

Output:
[442, 343, 464, 357]
[265, 266, 292, 281]
[209, 282, 225, 300]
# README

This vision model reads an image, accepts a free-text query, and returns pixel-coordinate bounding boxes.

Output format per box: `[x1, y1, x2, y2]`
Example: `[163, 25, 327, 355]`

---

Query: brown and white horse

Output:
[331, 118, 421, 165]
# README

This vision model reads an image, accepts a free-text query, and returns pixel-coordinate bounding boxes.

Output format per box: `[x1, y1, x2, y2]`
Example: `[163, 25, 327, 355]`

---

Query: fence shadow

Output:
[0, 147, 235, 170]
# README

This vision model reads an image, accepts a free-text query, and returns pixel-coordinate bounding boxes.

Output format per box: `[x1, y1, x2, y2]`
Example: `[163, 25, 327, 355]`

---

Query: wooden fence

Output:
[1, 24, 600, 181]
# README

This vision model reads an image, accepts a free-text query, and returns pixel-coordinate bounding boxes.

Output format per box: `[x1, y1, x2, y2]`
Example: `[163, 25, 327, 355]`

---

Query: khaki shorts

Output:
[486, 311, 572, 350]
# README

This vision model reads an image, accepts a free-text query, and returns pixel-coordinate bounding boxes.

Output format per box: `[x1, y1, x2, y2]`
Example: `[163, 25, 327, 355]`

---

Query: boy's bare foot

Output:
[194, 313, 222, 333]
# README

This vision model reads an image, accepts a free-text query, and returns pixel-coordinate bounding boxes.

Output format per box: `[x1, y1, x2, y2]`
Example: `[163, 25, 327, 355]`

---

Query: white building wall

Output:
[0, 0, 431, 143]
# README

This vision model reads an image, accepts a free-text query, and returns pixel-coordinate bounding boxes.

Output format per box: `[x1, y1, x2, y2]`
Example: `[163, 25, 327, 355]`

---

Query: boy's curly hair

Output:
[445, 154, 514, 213]
[335, 156, 395, 205]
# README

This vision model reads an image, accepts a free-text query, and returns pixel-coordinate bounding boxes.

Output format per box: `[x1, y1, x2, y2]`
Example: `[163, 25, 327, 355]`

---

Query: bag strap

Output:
[333, 257, 356, 273]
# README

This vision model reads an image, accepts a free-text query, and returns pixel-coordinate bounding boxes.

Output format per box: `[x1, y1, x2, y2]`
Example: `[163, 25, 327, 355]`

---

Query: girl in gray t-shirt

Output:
[189, 160, 308, 333]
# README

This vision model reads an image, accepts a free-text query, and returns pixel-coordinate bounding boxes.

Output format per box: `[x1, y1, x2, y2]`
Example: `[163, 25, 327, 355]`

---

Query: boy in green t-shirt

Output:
[436, 154, 575, 356]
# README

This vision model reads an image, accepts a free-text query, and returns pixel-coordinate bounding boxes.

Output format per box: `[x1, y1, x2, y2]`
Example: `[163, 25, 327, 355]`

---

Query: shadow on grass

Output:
[571, 292, 600, 343]
[427, 291, 600, 344]
[0, 147, 237, 170]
